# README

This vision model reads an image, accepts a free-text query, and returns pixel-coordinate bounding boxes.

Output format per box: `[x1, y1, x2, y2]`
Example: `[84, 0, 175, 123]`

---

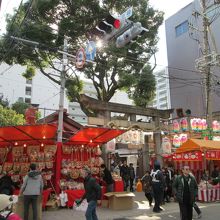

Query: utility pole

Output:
[55, 37, 68, 193]
[201, 0, 213, 129]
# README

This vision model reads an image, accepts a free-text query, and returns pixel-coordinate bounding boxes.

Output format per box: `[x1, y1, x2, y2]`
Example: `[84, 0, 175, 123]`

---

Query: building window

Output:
[25, 98, 31, 103]
[26, 79, 32, 84]
[25, 87, 32, 96]
[175, 20, 188, 37]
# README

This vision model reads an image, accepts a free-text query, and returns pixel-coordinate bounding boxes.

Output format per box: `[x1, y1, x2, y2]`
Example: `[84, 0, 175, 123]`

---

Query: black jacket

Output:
[120, 165, 129, 179]
[0, 175, 15, 195]
[102, 168, 114, 185]
[82, 175, 101, 202]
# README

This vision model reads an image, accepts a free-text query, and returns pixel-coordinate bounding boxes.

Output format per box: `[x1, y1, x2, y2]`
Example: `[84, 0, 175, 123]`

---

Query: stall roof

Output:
[176, 139, 220, 153]
[68, 127, 126, 146]
[0, 124, 126, 147]
[0, 124, 57, 146]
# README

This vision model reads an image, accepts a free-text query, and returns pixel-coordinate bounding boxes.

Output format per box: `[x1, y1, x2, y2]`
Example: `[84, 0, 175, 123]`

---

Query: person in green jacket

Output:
[173, 165, 198, 220]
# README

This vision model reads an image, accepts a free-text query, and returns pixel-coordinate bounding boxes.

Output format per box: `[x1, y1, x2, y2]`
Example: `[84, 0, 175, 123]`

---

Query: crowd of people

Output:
[110, 160, 220, 220]
[1, 159, 219, 220]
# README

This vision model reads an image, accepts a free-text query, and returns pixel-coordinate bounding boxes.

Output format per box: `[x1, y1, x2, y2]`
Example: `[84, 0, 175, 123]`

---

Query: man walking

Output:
[78, 167, 101, 220]
[151, 161, 165, 213]
[20, 163, 43, 220]
[173, 165, 198, 220]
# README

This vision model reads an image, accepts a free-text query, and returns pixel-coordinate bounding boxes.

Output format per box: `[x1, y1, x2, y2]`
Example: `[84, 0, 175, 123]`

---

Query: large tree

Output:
[0, 0, 163, 116]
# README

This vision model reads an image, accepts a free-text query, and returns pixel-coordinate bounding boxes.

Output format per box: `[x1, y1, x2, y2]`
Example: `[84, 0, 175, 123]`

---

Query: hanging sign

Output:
[76, 48, 86, 69]
[106, 139, 116, 152]
[174, 151, 202, 161]
[162, 137, 171, 154]
[85, 41, 96, 61]
[206, 150, 220, 160]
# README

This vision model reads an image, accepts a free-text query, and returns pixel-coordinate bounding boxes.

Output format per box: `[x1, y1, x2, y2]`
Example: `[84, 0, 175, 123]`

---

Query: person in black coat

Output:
[120, 161, 130, 191]
[78, 167, 101, 220]
[100, 164, 114, 192]
[151, 161, 165, 213]
[0, 172, 15, 195]
[128, 163, 135, 192]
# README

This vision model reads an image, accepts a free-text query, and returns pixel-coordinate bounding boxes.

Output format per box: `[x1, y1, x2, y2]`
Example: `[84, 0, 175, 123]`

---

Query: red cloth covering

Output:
[114, 180, 124, 192]
[65, 187, 106, 207]
[13, 188, 52, 209]
[198, 187, 220, 202]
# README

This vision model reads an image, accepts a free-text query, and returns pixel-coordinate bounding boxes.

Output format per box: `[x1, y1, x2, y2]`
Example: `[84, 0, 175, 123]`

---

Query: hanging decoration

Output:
[173, 135, 181, 148]
[212, 120, 220, 133]
[180, 118, 188, 131]
[173, 120, 180, 133]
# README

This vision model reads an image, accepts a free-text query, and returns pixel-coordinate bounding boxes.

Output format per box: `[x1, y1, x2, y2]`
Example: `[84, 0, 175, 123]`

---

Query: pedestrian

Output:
[151, 161, 165, 213]
[189, 171, 202, 219]
[100, 164, 114, 192]
[0, 194, 22, 220]
[120, 161, 130, 191]
[77, 167, 101, 220]
[20, 163, 43, 220]
[141, 170, 153, 207]
[173, 165, 198, 220]
[128, 163, 135, 192]
[0, 172, 16, 195]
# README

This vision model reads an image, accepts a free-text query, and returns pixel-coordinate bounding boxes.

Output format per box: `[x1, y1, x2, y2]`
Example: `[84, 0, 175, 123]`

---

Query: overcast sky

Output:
[0, 0, 193, 67]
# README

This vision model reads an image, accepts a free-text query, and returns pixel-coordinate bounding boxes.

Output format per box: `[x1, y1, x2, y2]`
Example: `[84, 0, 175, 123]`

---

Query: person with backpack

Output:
[20, 163, 43, 220]
[0, 194, 22, 220]
[151, 161, 165, 213]
[173, 165, 198, 220]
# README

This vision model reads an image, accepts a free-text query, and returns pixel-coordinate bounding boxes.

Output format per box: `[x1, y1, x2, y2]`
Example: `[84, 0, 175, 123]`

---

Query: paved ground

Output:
[42, 192, 220, 220]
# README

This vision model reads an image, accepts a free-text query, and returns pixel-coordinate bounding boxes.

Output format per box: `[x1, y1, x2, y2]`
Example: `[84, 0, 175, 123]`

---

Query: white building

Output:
[152, 67, 171, 110]
[0, 63, 132, 124]
[0, 63, 69, 116]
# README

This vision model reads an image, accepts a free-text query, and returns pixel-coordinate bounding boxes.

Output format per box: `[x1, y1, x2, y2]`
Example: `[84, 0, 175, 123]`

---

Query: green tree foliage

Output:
[0, 0, 163, 115]
[0, 105, 25, 126]
[11, 101, 29, 115]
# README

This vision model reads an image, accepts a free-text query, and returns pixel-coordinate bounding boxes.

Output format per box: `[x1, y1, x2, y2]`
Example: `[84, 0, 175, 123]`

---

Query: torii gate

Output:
[80, 94, 173, 170]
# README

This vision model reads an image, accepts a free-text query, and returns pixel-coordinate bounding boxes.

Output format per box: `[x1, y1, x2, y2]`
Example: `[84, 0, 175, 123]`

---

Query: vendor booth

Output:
[174, 138, 220, 202]
[0, 122, 126, 213]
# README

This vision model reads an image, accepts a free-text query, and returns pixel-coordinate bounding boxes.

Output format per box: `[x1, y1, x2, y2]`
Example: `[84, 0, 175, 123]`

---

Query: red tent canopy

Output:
[67, 127, 126, 146]
[0, 124, 126, 147]
[0, 124, 57, 146]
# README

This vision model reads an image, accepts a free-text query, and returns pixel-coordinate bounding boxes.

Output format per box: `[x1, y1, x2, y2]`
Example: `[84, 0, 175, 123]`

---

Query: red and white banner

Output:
[174, 151, 202, 161]
[174, 160, 203, 171]
[206, 150, 220, 160]
[198, 188, 220, 202]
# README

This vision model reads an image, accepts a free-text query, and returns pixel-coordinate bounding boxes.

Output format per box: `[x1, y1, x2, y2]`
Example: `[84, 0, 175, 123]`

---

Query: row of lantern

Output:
[173, 118, 220, 133]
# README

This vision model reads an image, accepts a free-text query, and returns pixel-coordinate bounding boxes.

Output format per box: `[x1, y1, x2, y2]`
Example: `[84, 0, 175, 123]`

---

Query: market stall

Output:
[0, 123, 126, 208]
[175, 139, 220, 202]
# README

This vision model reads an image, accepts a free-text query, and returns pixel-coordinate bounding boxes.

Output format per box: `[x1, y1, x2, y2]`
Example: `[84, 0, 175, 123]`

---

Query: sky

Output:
[0, 0, 193, 67]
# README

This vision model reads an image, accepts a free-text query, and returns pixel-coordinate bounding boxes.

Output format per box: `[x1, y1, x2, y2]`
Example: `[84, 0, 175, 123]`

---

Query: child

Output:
[0, 194, 22, 220]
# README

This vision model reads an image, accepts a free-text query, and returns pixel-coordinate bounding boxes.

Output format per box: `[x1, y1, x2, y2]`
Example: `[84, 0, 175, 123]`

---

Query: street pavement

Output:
[42, 192, 220, 220]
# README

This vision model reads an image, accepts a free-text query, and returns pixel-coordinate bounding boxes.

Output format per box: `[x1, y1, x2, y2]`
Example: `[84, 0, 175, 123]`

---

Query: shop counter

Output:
[198, 188, 220, 202]
[13, 188, 52, 209]
[65, 187, 106, 207]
